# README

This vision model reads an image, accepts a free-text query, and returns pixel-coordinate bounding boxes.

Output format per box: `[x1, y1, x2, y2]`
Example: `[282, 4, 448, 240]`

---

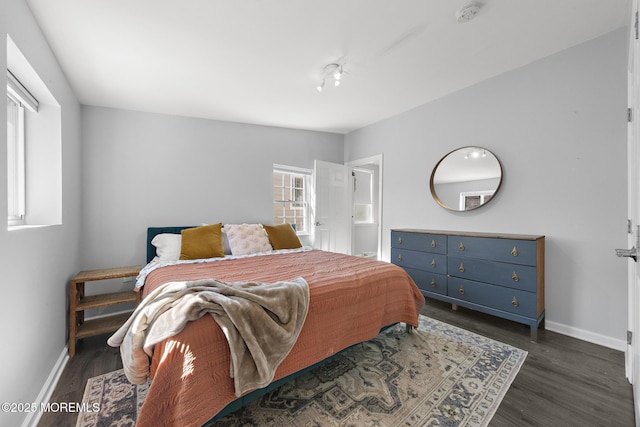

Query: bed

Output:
[110, 224, 425, 426]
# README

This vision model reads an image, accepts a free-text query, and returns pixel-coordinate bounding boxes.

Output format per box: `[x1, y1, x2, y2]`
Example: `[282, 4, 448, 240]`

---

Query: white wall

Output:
[345, 29, 629, 348]
[80, 106, 344, 270]
[1, 1, 82, 426]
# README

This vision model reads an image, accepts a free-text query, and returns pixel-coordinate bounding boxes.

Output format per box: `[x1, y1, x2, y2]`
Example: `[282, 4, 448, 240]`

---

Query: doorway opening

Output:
[347, 155, 383, 260]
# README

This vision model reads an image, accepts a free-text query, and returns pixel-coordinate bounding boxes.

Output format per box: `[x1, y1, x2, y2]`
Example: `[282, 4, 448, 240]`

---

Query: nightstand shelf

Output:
[76, 291, 138, 311]
[69, 265, 141, 357]
[75, 312, 133, 340]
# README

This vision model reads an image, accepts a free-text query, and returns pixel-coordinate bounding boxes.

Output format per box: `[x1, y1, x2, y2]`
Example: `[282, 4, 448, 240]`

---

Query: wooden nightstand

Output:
[69, 265, 141, 357]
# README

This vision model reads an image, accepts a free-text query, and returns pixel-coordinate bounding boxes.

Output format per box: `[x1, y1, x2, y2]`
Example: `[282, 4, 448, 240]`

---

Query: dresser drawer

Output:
[403, 267, 447, 296]
[391, 231, 447, 254]
[447, 236, 537, 266]
[391, 248, 447, 274]
[448, 277, 536, 318]
[447, 256, 538, 292]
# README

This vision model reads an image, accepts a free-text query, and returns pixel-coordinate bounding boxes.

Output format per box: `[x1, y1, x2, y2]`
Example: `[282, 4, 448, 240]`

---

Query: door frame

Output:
[346, 154, 383, 260]
[627, 0, 640, 422]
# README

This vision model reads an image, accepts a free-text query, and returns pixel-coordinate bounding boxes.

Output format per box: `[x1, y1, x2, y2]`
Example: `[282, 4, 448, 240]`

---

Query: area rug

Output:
[76, 315, 526, 427]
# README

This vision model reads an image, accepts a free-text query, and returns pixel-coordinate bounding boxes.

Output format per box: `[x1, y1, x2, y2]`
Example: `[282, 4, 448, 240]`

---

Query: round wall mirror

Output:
[429, 146, 502, 211]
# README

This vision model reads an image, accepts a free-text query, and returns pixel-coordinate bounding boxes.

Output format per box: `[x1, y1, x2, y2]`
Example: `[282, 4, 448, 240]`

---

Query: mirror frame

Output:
[429, 146, 503, 212]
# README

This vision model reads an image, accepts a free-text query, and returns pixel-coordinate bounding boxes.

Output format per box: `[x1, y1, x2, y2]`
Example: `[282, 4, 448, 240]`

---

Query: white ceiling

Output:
[25, 0, 630, 134]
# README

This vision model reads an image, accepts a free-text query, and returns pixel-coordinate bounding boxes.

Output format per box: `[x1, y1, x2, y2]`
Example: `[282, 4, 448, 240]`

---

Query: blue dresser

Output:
[391, 229, 545, 341]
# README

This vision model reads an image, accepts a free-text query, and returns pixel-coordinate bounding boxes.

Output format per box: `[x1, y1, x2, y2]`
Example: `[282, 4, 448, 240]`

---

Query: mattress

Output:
[133, 249, 425, 426]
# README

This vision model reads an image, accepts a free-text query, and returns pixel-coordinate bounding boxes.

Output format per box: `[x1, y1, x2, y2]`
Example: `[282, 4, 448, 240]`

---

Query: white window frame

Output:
[7, 70, 37, 227]
[273, 164, 312, 234]
[7, 91, 25, 226]
[459, 190, 494, 211]
[352, 167, 375, 224]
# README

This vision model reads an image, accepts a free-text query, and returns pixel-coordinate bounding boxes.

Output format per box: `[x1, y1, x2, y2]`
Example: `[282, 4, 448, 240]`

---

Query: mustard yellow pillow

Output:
[179, 223, 224, 260]
[264, 223, 302, 250]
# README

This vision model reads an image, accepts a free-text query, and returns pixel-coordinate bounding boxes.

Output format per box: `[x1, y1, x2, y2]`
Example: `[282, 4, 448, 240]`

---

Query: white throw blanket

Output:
[107, 277, 309, 396]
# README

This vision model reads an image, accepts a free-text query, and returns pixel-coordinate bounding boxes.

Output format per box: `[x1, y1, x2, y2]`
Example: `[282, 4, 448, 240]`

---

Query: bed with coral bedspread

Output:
[123, 228, 425, 427]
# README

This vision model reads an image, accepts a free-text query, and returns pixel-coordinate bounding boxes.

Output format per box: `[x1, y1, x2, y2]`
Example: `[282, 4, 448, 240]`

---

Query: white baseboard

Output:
[21, 346, 69, 427]
[546, 320, 627, 352]
[20, 311, 129, 427]
[20, 311, 130, 427]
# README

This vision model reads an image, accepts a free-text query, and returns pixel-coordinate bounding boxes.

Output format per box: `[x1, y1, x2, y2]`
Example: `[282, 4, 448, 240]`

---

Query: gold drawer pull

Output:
[458, 263, 465, 272]
[512, 271, 519, 282]
[398, 236, 403, 244]
[459, 242, 465, 251]
[512, 296, 519, 307]
[431, 278, 437, 287]
[397, 254, 403, 262]
[459, 286, 465, 295]
[511, 246, 518, 257]
[431, 259, 436, 267]
[431, 239, 436, 248]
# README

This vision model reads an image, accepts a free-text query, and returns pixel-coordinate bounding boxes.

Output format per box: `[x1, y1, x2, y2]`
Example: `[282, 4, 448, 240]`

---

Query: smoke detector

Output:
[456, 2, 481, 23]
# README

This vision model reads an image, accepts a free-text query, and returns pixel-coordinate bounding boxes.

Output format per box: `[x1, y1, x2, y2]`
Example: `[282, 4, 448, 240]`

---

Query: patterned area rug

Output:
[76, 315, 526, 427]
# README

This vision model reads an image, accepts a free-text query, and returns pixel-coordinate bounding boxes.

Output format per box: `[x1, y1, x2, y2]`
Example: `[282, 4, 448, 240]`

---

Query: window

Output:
[353, 168, 374, 224]
[273, 165, 311, 234]
[6, 71, 36, 226]
[460, 190, 494, 210]
[7, 34, 62, 230]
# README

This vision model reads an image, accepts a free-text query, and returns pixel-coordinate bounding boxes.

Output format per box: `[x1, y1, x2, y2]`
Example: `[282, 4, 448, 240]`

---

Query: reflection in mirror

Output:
[430, 146, 502, 211]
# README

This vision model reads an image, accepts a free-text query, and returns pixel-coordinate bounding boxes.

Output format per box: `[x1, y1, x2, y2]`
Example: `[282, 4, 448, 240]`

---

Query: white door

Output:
[626, 2, 640, 422]
[313, 160, 352, 254]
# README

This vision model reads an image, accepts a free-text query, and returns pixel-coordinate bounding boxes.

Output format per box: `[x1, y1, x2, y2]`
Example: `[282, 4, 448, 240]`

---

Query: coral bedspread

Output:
[136, 249, 425, 427]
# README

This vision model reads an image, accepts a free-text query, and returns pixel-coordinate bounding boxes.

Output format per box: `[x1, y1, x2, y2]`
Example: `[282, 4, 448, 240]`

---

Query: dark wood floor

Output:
[39, 299, 635, 426]
[424, 300, 635, 427]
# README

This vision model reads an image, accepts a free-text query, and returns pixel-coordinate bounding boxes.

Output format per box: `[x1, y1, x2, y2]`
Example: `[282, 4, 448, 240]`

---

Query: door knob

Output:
[315, 221, 324, 226]
[616, 247, 637, 262]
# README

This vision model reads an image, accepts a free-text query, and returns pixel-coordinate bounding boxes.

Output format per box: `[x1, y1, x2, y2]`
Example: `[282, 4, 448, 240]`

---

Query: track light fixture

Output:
[464, 148, 486, 159]
[317, 63, 344, 93]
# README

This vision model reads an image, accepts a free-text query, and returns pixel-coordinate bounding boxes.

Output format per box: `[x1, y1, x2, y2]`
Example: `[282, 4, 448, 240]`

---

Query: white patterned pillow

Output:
[224, 224, 273, 256]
